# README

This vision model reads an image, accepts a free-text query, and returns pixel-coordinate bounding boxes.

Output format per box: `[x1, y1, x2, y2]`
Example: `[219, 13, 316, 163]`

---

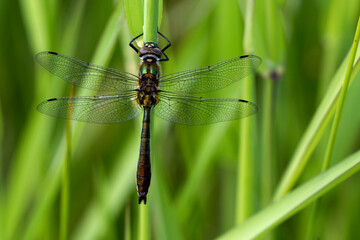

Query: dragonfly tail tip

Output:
[138, 195, 147, 204]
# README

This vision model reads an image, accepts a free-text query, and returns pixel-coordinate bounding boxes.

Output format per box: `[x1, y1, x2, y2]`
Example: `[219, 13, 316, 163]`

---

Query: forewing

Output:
[36, 51, 139, 91]
[159, 55, 261, 94]
[154, 92, 257, 125]
[37, 92, 141, 123]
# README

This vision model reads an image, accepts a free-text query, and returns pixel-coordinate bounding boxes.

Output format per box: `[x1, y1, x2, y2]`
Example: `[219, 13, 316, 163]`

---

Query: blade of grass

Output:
[22, 142, 64, 240]
[176, 123, 232, 220]
[18, 0, 51, 52]
[0, 101, 3, 240]
[258, 0, 285, 209]
[124, 202, 132, 240]
[138, 204, 150, 240]
[92, 0, 125, 65]
[322, 17, 360, 170]
[125, 0, 144, 37]
[144, 0, 159, 43]
[306, 17, 360, 240]
[217, 149, 360, 240]
[59, 2, 87, 239]
[150, 118, 184, 240]
[19, 2, 123, 239]
[318, 0, 360, 97]
[5, 0, 54, 237]
[125, 0, 163, 46]
[236, 0, 255, 224]
[61, 86, 74, 240]
[73, 131, 138, 240]
[274, 44, 360, 200]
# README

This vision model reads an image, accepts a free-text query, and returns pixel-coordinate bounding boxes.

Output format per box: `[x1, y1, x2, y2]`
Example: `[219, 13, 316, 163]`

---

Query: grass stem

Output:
[236, 0, 255, 224]
[60, 86, 75, 240]
[306, 17, 360, 240]
[138, 205, 149, 240]
[322, 17, 360, 170]
[144, 0, 159, 43]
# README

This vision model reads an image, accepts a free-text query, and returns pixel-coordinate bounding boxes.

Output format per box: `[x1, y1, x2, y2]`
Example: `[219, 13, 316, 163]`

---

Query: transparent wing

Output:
[159, 55, 261, 94]
[154, 92, 257, 125]
[37, 92, 141, 123]
[36, 51, 139, 91]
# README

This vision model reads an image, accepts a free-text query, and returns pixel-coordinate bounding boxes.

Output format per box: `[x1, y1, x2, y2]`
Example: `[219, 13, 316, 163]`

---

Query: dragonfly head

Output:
[139, 42, 163, 62]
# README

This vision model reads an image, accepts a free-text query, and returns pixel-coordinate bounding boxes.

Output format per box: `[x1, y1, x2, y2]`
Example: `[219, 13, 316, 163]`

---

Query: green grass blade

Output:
[125, 0, 144, 37]
[144, 0, 159, 43]
[0, 101, 3, 240]
[73, 133, 138, 240]
[125, 0, 163, 45]
[18, 0, 51, 52]
[318, 0, 360, 97]
[5, 0, 54, 236]
[138, 204, 150, 240]
[217, 150, 360, 240]
[305, 17, 360, 240]
[236, 0, 255, 224]
[322, 17, 360, 170]
[274, 44, 360, 200]
[18, 2, 123, 239]
[92, 1, 125, 65]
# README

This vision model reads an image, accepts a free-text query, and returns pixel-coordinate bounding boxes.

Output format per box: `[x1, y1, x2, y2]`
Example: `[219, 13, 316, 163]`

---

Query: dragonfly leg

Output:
[129, 33, 144, 53]
[158, 51, 169, 62]
[157, 31, 171, 53]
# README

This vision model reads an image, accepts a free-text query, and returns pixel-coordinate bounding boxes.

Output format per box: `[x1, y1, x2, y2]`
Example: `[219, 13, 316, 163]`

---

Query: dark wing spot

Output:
[48, 51, 58, 55]
[239, 55, 249, 58]
[238, 99, 248, 103]
[47, 98, 57, 101]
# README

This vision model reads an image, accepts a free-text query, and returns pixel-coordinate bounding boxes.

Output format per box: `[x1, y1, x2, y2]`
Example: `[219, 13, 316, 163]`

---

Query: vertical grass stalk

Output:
[61, 86, 75, 240]
[236, 0, 255, 224]
[143, 0, 159, 43]
[124, 202, 131, 240]
[262, 0, 283, 206]
[261, 78, 275, 205]
[138, 204, 150, 240]
[306, 17, 360, 240]
[322, 17, 360, 170]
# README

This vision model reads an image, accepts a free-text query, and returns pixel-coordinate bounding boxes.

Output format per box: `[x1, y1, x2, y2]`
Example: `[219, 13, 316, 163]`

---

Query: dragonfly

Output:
[36, 32, 261, 204]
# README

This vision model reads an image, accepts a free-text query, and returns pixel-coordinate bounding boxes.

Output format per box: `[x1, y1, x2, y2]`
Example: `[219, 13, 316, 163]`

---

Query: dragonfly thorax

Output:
[136, 57, 160, 107]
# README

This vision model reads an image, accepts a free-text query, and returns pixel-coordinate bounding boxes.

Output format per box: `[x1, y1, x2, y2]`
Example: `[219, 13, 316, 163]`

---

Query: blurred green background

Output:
[1, 0, 360, 239]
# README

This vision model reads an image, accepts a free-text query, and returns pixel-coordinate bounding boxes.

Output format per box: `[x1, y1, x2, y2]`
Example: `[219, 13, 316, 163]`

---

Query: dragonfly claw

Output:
[138, 194, 147, 204]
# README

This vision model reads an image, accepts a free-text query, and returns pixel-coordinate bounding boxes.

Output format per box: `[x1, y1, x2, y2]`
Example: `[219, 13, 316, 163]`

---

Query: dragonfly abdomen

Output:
[137, 106, 151, 204]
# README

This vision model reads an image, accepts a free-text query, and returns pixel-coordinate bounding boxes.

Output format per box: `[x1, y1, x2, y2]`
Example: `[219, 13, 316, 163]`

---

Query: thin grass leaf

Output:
[5, 0, 54, 236]
[92, 0, 125, 65]
[274, 44, 360, 200]
[318, 0, 360, 96]
[144, 0, 159, 43]
[19, 2, 124, 239]
[217, 149, 360, 240]
[125, 0, 144, 37]
[322, 17, 360, 170]
[237, 0, 255, 224]
[306, 17, 360, 240]
[0, 101, 3, 240]
[18, 1, 87, 238]
[73, 133, 138, 240]
[18, 0, 51, 52]
[151, 119, 184, 240]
